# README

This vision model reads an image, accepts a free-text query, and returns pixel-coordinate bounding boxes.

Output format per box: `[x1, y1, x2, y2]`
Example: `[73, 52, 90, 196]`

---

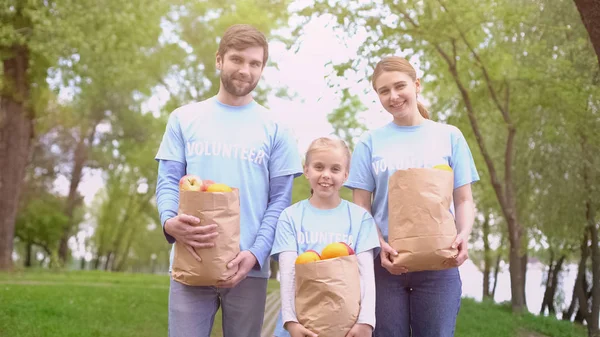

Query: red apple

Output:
[201, 179, 215, 192]
[179, 174, 203, 191]
[340, 242, 355, 255]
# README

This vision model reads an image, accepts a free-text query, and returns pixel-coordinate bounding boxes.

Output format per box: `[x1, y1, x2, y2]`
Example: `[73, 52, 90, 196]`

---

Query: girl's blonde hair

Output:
[305, 136, 351, 168]
[305, 137, 351, 196]
[371, 56, 430, 119]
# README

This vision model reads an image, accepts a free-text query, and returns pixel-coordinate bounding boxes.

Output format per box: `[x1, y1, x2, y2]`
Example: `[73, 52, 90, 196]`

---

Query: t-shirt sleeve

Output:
[449, 128, 480, 188]
[270, 210, 298, 260]
[355, 212, 381, 257]
[345, 138, 376, 192]
[269, 124, 303, 179]
[155, 111, 186, 163]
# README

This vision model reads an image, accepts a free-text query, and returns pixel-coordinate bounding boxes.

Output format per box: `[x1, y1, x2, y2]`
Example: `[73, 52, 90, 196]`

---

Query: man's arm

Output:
[156, 159, 185, 244]
[248, 174, 295, 270]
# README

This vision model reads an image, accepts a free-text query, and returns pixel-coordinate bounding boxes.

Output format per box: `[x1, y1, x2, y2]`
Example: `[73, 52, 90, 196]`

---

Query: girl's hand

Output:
[446, 233, 469, 267]
[345, 323, 373, 337]
[380, 239, 408, 275]
[286, 322, 318, 337]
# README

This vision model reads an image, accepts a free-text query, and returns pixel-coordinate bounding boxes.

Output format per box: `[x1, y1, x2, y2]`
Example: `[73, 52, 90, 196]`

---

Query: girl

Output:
[271, 137, 381, 337]
[345, 56, 479, 337]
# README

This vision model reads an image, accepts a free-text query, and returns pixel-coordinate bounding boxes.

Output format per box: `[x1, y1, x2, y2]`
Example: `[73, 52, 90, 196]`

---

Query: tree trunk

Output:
[566, 229, 592, 321]
[542, 252, 566, 315]
[104, 251, 113, 271]
[573, 0, 600, 69]
[25, 241, 32, 267]
[491, 234, 504, 300]
[482, 214, 492, 299]
[588, 223, 600, 337]
[541, 250, 556, 315]
[0, 45, 32, 271]
[580, 133, 600, 337]
[58, 120, 101, 263]
[549, 255, 566, 315]
[575, 230, 591, 325]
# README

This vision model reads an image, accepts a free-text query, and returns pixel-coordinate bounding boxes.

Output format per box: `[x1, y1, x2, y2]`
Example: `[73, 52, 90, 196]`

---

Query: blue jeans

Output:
[168, 276, 268, 337]
[373, 256, 462, 337]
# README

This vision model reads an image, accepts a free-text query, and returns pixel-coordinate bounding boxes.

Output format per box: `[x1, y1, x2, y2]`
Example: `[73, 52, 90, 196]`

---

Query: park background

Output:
[1, 0, 600, 336]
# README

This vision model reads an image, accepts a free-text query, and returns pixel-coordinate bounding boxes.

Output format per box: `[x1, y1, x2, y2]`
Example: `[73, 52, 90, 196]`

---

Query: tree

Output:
[573, 0, 600, 68]
[0, 0, 170, 270]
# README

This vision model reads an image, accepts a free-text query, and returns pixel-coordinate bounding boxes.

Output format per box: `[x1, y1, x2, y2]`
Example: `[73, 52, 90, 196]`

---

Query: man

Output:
[155, 24, 303, 337]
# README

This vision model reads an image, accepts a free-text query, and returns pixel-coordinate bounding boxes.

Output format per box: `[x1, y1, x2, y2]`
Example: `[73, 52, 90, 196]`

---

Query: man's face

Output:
[216, 47, 265, 97]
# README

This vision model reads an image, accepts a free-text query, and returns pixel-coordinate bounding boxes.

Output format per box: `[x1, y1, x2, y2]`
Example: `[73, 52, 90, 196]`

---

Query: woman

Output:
[345, 56, 480, 337]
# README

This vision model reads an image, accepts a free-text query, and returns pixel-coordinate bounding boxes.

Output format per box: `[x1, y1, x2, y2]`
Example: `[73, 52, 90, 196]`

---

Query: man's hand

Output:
[445, 233, 469, 267]
[345, 323, 372, 337]
[217, 250, 258, 288]
[164, 214, 219, 262]
[286, 322, 318, 337]
[380, 239, 408, 275]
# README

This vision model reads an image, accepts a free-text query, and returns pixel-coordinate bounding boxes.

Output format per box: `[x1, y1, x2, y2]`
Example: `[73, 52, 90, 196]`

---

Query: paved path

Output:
[261, 289, 281, 337]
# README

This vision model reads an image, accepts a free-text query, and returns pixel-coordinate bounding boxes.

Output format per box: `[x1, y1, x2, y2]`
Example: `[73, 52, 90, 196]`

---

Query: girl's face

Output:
[374, 70, 420, 121]
[304, 147, 348, 200]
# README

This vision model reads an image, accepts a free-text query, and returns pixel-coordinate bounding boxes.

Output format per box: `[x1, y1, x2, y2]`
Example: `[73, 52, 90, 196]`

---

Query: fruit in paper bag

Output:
[295, 250, 321, 264]
[433, 164, 453, 172]
[321, 242, 354, 260]
[179, 175, 203, 191]
[340, 242, 355, 255]
[206, 183, 233, 192]
[201, 180, 215, 192]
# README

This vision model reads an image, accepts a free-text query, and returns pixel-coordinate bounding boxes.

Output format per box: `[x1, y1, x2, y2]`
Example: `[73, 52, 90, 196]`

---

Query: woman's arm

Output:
[453, 183, 475, 242]
[450, 183, 475, 267]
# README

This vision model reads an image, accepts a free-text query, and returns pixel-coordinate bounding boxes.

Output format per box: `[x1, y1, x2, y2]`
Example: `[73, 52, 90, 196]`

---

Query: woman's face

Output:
[374, 71, 420, 120]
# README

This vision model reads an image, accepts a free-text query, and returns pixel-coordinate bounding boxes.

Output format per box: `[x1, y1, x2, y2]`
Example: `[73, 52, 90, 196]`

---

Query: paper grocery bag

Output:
[171, 188, 240, 286]
[387, 168, 458, 272]
[295, 255, 360, 337]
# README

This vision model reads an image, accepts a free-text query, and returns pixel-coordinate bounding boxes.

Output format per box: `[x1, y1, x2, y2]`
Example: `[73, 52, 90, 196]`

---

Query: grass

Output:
[0, 270, 589, 337]
[456, 298, 587, 337]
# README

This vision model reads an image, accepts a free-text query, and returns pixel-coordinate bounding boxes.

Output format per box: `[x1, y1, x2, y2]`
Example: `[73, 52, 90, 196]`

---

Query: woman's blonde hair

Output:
[371, 56, 429, 119]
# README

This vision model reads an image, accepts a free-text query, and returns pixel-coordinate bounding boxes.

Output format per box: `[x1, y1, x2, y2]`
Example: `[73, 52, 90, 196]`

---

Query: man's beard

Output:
[221, 72, 258, 97]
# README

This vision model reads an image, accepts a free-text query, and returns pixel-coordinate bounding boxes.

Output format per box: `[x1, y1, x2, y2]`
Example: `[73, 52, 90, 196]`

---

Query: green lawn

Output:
[0, 270, 588, 337]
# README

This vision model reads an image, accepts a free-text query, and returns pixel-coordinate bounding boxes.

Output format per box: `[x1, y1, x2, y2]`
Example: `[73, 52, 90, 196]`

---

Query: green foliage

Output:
[14, 193, 68, 255]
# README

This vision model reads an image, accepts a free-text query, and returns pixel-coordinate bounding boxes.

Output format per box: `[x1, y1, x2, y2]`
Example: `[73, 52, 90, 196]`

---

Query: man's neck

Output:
[216, 89, 253, 106]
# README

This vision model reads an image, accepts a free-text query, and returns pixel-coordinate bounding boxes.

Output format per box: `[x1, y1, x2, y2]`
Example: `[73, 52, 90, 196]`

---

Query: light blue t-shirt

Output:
[155, 96, 303, 278]
[345, 119, 480, 239]
[270, 199, 381, 337]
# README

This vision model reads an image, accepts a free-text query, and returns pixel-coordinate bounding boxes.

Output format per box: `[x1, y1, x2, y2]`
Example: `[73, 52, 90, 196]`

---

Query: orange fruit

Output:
[295, 250, 321, 264]
[320, 242, 351, 260]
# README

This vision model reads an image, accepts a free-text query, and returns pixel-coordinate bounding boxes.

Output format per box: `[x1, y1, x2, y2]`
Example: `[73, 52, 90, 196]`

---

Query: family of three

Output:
[155, 23, 479, 337]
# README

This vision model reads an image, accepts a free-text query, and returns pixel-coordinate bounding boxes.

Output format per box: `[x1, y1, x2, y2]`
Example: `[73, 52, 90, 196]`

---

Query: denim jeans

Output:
[168, 276, 268, 337]
[373, 256, 462, 337]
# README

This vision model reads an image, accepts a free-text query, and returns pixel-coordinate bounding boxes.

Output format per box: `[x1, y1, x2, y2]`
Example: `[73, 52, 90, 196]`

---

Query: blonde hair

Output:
[372, 56, 429, 119]
[305, 137, 351, 196]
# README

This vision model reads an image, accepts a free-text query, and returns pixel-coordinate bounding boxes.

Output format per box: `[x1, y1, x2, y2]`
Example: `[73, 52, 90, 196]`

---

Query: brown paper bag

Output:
[295, 255, 360, 337]
[171, 188, 240, 286]
[387, 168, 458, 272]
